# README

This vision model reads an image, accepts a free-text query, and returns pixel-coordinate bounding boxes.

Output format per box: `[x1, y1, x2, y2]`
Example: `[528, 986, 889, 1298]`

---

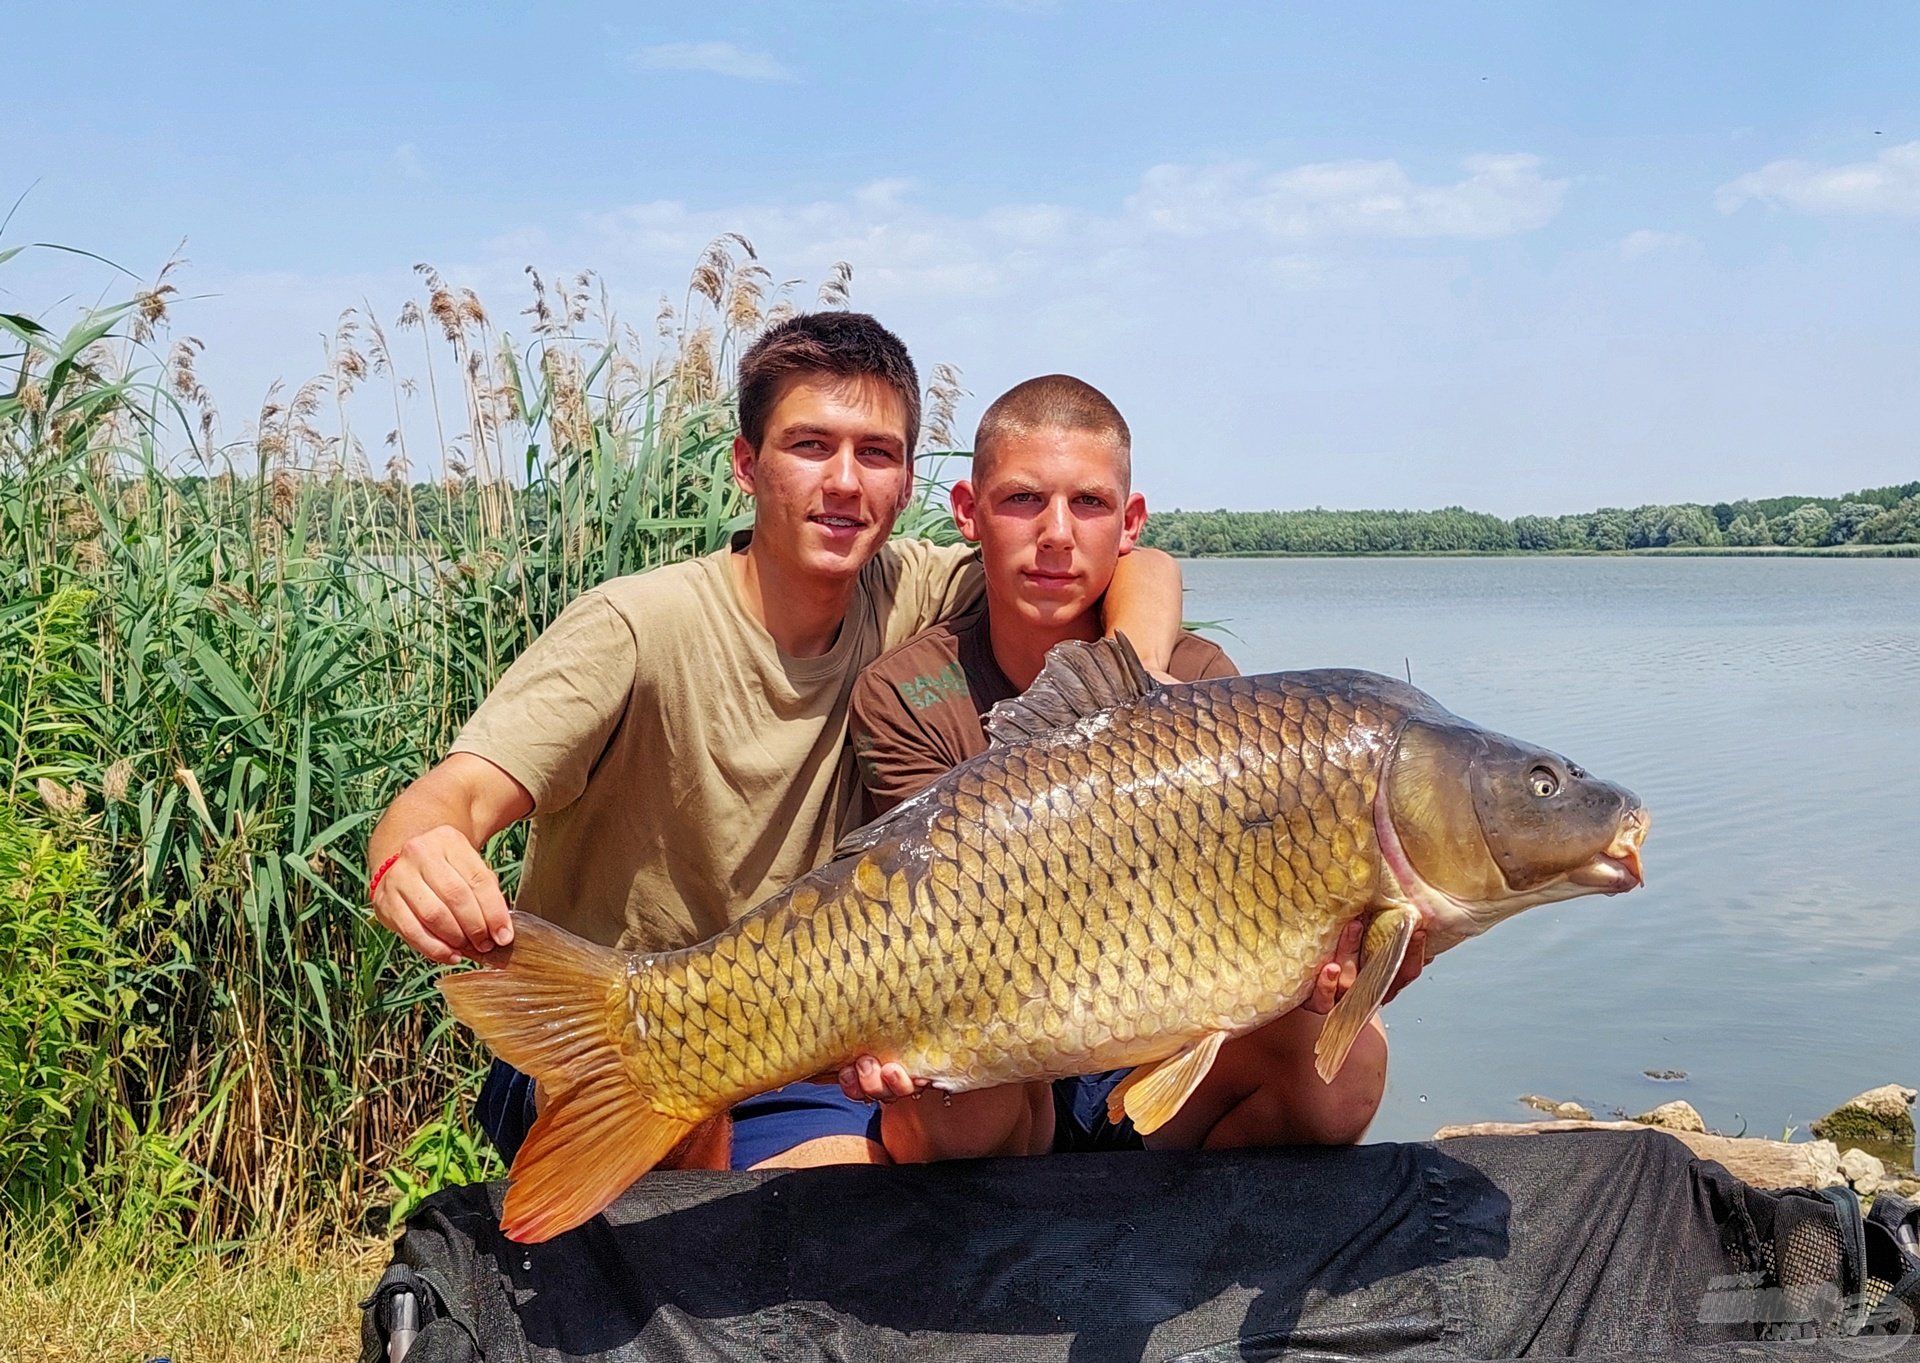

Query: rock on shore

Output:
[1811, 1085, 1916, 1148]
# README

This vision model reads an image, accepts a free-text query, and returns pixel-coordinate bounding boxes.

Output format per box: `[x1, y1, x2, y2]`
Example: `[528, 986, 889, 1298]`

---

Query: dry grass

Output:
[0, 1232, 385, 1363]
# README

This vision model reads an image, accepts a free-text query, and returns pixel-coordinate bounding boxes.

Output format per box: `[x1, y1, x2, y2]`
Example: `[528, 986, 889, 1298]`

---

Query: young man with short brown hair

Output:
[843, 374, 1422, 1161]
[368, 326, 1188, 1171]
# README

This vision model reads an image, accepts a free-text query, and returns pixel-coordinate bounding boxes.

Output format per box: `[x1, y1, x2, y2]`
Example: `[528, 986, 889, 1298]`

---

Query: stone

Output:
[1433, 1121, 1843, 1190]
[1811, 1085, 1916, 1147]
[1553, 1101, 1592, 1121]
[1839, 1147, 1887, 1196]
[1803, 1139, 1846, 1190]
[1633, 1100, 1707, 1134]
[1888, 1177, 1920, 1199]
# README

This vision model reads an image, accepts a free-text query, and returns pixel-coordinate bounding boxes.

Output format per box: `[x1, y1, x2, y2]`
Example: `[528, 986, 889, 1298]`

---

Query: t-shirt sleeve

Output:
[449, 590, 637, 815]
[848, 662, 960, 817]
[882, 537, 985, 643]
[1171, 632, 1241, 682]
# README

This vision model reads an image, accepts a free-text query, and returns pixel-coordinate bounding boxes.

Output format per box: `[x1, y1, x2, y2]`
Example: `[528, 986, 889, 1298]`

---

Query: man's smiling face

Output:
[733, 374, 915, 586]
[952, 427, 1147, 636]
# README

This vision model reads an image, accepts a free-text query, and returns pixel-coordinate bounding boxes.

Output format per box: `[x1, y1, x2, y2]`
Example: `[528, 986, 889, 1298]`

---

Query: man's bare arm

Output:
[368, 753, 534, 964]
[1103, 546, 1183, 677]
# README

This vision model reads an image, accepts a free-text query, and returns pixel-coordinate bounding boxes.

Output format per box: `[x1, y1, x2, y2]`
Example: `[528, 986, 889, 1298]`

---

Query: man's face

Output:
[732, 374, 914, 586]
[951, 427, 1147, 635]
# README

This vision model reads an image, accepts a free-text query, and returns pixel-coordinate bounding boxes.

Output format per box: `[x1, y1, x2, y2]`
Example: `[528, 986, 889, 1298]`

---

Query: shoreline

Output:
[1161, 543, 1920, 560]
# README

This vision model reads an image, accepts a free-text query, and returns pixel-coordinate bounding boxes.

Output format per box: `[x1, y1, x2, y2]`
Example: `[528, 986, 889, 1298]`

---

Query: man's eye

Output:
[1075, 495, 1109, 509]
[1006, 492, 1038, 505]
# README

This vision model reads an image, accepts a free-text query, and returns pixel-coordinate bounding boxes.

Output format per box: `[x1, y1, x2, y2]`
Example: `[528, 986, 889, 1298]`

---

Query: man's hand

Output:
[1300, 917, 1427, 1016]
[367, 753, 532, 965]
[372, 825, 514, 964]
[837, 1055, 926, 1103]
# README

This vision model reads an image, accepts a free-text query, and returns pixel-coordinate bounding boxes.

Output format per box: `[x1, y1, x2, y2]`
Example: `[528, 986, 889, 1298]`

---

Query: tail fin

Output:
[438, 910, 696, 1242]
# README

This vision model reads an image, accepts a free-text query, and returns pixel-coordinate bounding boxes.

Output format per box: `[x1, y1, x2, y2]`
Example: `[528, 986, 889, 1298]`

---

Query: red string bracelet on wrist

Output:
[368, 852, 401, 902]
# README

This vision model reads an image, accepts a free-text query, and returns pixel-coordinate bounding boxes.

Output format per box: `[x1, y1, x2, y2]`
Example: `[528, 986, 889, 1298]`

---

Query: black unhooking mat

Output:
[363, 1130, 1920, 1362]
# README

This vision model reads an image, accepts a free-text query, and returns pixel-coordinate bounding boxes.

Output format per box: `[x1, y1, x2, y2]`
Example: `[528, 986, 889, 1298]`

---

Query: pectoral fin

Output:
[1312, 905, 1418, 1083]
[1105, 1030, 1229, 1135]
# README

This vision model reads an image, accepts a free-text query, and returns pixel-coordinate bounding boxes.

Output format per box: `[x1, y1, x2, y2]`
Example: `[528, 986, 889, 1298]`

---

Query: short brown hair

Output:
[736, 312, 922, 456]
[973, 374, 1132, 485]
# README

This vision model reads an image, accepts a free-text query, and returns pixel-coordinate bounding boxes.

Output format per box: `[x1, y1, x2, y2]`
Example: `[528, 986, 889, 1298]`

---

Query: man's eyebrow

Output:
[991, 476, 1120, 499]
[775, 423, 904, 449]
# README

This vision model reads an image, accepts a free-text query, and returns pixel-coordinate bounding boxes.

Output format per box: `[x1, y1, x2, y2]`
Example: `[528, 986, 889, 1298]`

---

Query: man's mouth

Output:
[810, 514, 867, 534]
[1021, 569, 1079, 590]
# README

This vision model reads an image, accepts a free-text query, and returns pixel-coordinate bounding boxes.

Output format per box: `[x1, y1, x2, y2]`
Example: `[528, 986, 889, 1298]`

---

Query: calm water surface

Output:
[1181, 556, 1918, 1144]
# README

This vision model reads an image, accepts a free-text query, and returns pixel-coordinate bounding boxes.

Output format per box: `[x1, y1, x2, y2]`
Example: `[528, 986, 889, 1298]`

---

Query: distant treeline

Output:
[1140, 481, 1920, 556]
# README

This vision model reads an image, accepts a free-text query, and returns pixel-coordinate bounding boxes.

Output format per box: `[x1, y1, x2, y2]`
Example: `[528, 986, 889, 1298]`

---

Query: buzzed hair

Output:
[973, 374, 1132, 486]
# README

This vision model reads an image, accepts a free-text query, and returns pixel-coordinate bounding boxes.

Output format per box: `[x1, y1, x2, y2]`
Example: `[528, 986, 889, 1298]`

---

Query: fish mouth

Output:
[1568, 807, 1650, 893]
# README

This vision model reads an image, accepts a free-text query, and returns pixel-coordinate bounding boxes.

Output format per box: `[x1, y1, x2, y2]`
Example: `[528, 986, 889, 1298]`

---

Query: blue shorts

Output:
[475, 1062, 883, 1172]
[475, 1061, 1143, 1168]
[1051, 1069, 1145, 1153]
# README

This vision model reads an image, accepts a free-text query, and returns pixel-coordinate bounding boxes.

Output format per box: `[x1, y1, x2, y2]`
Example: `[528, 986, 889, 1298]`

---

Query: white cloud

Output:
[1617, 229, 1694, 260]
[390, 144, 429, 181]
[628, 41, 796, 84]
[1717, 141, 1920, 218]
[1126, 153, 1567, 241]
[560, 151, 1565, 311]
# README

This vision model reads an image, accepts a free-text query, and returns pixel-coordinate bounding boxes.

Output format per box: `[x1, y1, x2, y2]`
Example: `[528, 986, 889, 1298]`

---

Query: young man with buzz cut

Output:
[843, 373, 1424, 1162]
[366, 322, 1188, 1173]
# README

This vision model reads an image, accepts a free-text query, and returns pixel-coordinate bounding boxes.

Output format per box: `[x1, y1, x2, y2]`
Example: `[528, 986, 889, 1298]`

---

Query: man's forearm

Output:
[1103, 546, 1184, 674]
[369, 781, 483, 870]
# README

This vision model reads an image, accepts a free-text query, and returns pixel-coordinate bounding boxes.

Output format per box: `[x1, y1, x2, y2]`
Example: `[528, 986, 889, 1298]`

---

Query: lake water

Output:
[1180, 556, 1918, 1146]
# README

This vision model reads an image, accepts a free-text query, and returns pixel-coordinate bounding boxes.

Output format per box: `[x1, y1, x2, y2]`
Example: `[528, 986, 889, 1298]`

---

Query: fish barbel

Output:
[442, 637, 1649, 1241]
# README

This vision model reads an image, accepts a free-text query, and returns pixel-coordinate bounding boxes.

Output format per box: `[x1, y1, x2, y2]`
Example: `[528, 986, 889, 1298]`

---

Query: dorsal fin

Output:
[830, 790, 928, 862]
[983, 633, 1159, 747]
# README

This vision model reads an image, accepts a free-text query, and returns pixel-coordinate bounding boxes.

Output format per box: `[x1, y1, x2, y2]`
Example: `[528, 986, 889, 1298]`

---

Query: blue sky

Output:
[7, 2, 1918, 515]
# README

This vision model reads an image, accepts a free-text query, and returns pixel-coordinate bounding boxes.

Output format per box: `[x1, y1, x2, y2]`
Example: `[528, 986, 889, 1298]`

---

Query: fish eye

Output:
[1528, 765, 1560, 799]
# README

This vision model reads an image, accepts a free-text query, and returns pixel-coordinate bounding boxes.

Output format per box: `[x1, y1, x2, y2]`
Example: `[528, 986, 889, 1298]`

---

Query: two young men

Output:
[367, 313, 1186, 1170]
[836, 375, 1423, 1162]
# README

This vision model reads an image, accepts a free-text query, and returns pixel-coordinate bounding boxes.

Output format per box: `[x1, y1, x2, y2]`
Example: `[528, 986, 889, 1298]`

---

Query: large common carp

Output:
[443, 637, 1648, 1242]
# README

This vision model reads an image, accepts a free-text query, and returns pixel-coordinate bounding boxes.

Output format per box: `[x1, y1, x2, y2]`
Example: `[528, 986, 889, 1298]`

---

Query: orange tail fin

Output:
[438, 911, 696, 1243]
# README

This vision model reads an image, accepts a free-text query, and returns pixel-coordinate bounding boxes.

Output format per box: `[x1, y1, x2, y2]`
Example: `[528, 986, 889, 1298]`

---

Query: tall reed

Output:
[0, 236, 963, 1249]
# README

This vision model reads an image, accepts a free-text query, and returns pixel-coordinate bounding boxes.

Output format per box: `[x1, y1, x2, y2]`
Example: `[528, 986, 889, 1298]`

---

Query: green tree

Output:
[1777, 503, 1833, 548]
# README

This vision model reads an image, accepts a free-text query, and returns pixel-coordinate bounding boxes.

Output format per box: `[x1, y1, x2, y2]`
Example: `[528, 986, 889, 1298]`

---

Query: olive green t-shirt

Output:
[451, 534, 983, 952]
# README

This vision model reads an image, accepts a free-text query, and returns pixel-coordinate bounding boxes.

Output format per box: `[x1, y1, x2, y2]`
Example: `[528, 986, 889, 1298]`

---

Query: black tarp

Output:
[363, 1129, 1920, 1362]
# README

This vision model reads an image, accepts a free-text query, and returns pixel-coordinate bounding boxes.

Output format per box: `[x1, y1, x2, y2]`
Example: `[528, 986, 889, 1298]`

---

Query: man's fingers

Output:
[1303, 962, 1340, 1015]
[386, 886, 463, 965]
[394, 876, 475, 962]
[840, 1056, 919, 1103]
[418, 859, 496, 955]
[469, 863, 513, 946]
[877, 1062, 918, 1100]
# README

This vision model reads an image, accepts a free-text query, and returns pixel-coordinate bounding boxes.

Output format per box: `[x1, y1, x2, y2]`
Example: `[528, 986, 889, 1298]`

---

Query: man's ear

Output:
[1117, 490, 1148, 554]
[730, 435, 758, 498]
[950, 479, 982, 543]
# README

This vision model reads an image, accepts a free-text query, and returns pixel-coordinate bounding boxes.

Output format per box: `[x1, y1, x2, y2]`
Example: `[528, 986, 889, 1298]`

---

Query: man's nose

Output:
[822, 445, 861, 496]
[1038, 500, 1073, 547]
